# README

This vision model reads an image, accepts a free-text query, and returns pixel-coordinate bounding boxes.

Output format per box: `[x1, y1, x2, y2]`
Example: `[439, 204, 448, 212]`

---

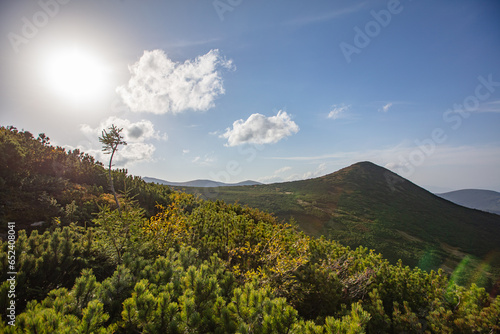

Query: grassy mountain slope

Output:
[2, 126, 500, 332]
[185, 162, 500, 276]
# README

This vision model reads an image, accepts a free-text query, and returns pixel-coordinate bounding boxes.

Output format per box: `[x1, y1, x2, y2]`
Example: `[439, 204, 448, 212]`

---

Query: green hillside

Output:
[184, 162, 500, 281]
[0, 126, 172, 234]
[1, 126, 500, 332]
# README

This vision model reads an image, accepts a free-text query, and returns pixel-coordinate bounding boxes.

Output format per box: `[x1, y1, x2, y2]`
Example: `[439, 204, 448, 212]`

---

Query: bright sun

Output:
[43, 46, 109, 103]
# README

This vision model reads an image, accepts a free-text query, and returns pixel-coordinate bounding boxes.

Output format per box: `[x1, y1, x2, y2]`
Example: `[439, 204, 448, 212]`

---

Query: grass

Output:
[180, 162, 500, 289]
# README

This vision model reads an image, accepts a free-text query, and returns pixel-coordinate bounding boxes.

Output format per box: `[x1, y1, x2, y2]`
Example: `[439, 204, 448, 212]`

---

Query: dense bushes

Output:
[1, 192, 499, 332]
[1, 125, 499, 332]
[0, 126, 171, 230]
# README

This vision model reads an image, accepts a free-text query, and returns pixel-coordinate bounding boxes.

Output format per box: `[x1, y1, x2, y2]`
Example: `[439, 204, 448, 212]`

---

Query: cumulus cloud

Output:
[379, 102, 393, 113]
[384, 161, 409, 170]
[81, 116, 167, 142]
[302, 163, 327, 179]
[281, 163, 329, 183]
[117, 49, 234, 114]
[275, 166, 292, 174]
[192, 154, 216, 166]
[79, 117, 167, 166]
[258, 166, 293, 183]
[327, 104, 350, 119]
[221, 110, 299, 147]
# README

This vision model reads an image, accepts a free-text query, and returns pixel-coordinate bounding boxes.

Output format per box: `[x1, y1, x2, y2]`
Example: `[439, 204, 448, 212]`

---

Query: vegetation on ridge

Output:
[0, 125, 172, 232]
[183, 162, 500, 290]
[1, 125, 500, 332]
[1, 192, 500, 332]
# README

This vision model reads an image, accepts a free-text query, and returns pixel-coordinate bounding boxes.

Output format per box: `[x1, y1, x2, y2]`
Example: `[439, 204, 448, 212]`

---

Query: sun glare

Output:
[42, 46, 109, 103]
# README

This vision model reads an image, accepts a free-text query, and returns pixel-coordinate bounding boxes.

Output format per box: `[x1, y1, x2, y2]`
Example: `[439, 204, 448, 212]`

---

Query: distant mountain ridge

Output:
[437, 189, 500, 215]
[182, 161, 500, 278]
[143, 177, 261, 188]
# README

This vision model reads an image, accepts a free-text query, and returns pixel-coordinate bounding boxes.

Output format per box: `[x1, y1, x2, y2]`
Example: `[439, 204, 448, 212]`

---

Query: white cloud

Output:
[79, 117, 167, 166]
[285, 2, 368, 26]
[302, 163, 328, 179]
[258, 166, 293, 183]
[165, 37, 222, 49]
[259, 164, 330, 183]
[113, 142, 156, 166]
[81, 116, 167, 142]
[275, 166, 292, 174]
[477, 100, 500, 113]
[379, 102, 393, 113]
[283, 163, 329, 182]
[384, 161, 408, 170]
[221, 110, 299, 146]
[191, 154, 216, 166]
[327, 104, 350, 119]
[116, 49, 234, 114]
[445, 100, 500, 115]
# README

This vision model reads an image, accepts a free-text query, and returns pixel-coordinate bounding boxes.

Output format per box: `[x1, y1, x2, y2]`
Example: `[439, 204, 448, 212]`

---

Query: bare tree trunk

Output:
[109, 146, 122, 216]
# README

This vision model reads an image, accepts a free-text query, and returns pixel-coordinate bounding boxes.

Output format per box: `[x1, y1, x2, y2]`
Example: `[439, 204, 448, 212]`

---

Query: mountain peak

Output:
[345, 161, 391, 173]
[352, 161, 379, 167]
[319, 161, 410, 192]
[323, 161, 389, 177]
[183, 160, 500, 272]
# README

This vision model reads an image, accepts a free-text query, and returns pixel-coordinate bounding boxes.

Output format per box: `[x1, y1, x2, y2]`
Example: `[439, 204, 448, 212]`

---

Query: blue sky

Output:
[1, 0, 499, 192]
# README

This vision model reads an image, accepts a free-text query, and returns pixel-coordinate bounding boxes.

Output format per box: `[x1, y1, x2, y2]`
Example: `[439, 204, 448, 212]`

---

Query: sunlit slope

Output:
[186, 162, 500, 273]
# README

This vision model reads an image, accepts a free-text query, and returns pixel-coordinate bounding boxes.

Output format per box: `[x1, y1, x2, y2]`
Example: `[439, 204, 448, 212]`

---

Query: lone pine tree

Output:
[99, 124, 127, 215]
